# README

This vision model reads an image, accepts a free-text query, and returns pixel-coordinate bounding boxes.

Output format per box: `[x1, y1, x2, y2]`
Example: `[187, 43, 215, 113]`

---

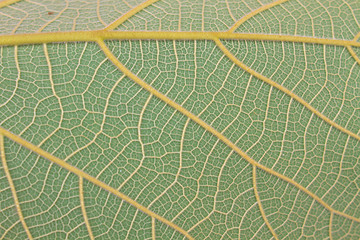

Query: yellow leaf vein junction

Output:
[0, 128, 195, 240]
[96, 39, 360, 224]
[0, 134, 33, 240]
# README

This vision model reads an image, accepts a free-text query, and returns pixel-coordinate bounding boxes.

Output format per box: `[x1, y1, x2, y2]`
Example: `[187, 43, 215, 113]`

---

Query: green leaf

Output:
[1, 0, 360, 239]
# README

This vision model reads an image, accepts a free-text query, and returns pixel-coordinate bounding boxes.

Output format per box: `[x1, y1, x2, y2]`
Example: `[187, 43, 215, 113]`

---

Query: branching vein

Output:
[0, 127, 194, 240]
[104, 0, 160, 30]
[228, 0, 289, 33]
[79, 177, 94, 240]
[253, 166, 278, 240]
[0, 134, 33, 240]
[96, 39, 360, 224]
[215, 39, 360, 142]
[0, 0, 359, 238]
[1, 31, 360, 48]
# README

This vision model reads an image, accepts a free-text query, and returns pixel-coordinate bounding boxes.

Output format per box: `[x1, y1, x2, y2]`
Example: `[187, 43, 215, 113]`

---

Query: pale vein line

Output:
[0, 127, 194, 240]
[101, 198, 124, 238]
[238, 201, 259, 238]
[187, 72, 252, 229]
[309, 43, 327, 106]
[152, 217, 156, 240]
[214, 39, 360, 141]
[316, 0, 334, 39]
[66, 220, 90, 238]
[0, 46, 19, 108]
[172, 128, 220, 226]
[0, 134, 33, 240]
[79, 177, 94, 240]
[0, 220, 20, 240]
[296, 1, 314, 37]
[70, 8, 79, 31]
[147, 111, 185, 209]
[252, 166, 278, 240]
[151, 41, 196, 215]
[274, 97, 292, 169]
[104, 0, 160, 30]
[301, 199, 315, 238]
[117, 93, 151, 189]
[188, 147, 249, 232]
[193, 74, 256, 231]
[201, 0, 205, 31]
[6, 5, 28, 34]
[21, 171, 69, 221]
[322, 134, 350, 205]
[177, 0, 181, 31]
[19, 154, 51, 204]
[122, 0, 132, 8]
[95, 192, 124, 239]
[18, 95, 56, 136]
[1, 31, 360, 48]
[246, 83, 272, 154]
[224, 0, 236, 23]
[292, 99, 312, 181]
[36, 1, 69, 33]
[63, 53, 115, 164]
[343, 1, 360, 31]
[125, 209, 138, 239]
[96, 39, 360, 223]
[43, 43, 63, 129]
[329, 212, 333, 240]
[96, 0, 107, 27]
[228, 0, 289, 32]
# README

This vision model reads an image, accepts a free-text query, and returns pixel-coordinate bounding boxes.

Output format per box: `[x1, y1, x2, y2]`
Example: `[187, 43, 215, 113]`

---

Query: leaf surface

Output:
[0, 0, 360, 239]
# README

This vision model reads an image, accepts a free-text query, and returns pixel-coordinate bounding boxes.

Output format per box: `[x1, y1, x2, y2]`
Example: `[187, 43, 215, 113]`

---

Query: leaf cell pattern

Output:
[0, 0, 360, 239]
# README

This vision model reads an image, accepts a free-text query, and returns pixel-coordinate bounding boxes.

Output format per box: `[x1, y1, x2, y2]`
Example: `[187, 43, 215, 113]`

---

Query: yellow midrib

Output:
[1, 30, 360, 47]
[2, 29, 358, 143]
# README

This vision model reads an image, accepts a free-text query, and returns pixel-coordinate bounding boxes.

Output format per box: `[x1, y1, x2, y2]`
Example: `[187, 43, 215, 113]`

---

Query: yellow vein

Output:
[228, 0, 289, 33]
[347, 32, 360, 65]
[214, 39, 360, 142]
[0, 134, 33, 240]
[1, 31, 360, 48]
[354, 32, 360, 41]
[0, 127, 194, 240]
[347, 46, 360, 65]
[104, 0, 160, 30]
[96, 39, 360, 223]
[329, 212, 333, 240]
[79, 177, 94, 240]
[0, 0, 21, 9]
[152, 217, 156, 240]
[253, 166, 278, 240]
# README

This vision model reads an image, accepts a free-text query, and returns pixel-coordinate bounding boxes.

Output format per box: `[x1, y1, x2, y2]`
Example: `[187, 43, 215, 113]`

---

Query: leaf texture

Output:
[0, 0, 360, 239]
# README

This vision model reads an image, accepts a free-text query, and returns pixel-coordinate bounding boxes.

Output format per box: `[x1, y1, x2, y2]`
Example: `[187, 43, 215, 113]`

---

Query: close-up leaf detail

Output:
[0, 0, 359, 239]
